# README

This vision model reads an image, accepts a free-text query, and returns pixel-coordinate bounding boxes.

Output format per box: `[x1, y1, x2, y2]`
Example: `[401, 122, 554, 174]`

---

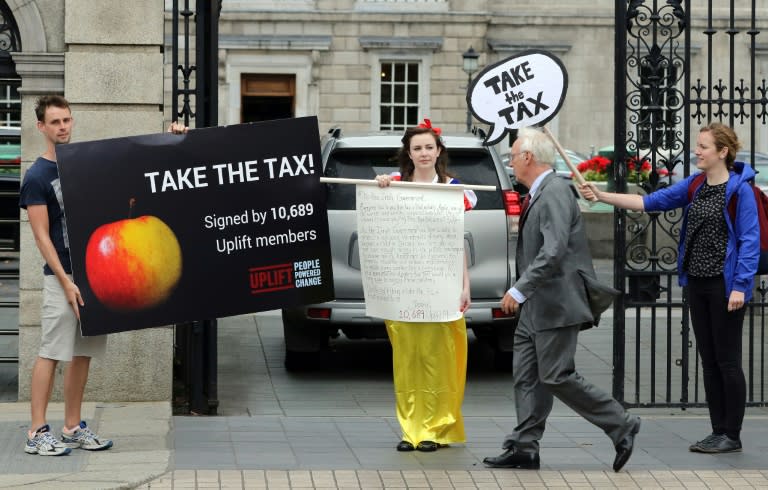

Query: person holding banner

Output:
[20, 95, 114, 456]
[579, 123, 757, 454]
[20, 95, 188, 457]
[483, 127, 640, 472]
[375, 119, 474, 453]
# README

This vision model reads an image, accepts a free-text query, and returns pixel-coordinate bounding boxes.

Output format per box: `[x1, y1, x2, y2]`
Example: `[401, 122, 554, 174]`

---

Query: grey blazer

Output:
[515, 172, 602, 331]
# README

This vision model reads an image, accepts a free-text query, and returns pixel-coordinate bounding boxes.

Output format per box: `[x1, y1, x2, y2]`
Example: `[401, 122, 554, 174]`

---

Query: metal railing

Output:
[170, 0, 220, 415]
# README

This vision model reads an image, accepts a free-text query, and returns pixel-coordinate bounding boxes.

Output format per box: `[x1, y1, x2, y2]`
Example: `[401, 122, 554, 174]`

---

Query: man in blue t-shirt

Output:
[19, 95, 112, 456]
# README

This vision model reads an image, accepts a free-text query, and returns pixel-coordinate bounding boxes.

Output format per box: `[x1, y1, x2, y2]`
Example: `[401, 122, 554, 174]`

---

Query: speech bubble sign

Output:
[467, 50, 568, 146]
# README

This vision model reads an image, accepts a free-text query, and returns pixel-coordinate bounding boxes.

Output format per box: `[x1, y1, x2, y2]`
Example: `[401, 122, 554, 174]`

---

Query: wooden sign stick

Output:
[541, 126, 586, 186]
[541, 126, 598, 202]
[319, 177, 496, 192]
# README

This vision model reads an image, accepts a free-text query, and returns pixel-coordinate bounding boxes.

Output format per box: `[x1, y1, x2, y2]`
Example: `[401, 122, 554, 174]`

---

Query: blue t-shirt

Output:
[19, 157, 71, 275]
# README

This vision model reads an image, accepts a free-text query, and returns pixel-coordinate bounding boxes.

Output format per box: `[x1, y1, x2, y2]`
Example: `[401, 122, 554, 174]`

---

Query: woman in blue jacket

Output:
[580, 123, 759, 454]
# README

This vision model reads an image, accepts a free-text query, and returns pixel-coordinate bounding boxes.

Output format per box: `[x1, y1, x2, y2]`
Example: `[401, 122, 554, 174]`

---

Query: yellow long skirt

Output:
[385, 318, 467, 446]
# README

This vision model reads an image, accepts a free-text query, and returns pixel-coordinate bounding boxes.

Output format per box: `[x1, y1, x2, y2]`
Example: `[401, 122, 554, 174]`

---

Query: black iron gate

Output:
[170, 0, 221, 415]
[0, 0, 20, 366]
[614, 1, 768, 408]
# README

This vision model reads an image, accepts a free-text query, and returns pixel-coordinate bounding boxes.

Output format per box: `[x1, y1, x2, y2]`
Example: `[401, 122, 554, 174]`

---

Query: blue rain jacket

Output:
[642, 161, 759, 300]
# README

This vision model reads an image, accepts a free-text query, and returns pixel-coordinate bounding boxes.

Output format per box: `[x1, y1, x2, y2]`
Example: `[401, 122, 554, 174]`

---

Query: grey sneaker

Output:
[689, 433, 723, 452]
[61, 421, 113, 451]
[24, 424, 71, 456]
[698, 434, 742, 453]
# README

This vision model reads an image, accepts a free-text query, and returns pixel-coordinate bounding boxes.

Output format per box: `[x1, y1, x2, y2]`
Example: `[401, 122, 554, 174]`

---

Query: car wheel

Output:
[282, 308, 329, 372]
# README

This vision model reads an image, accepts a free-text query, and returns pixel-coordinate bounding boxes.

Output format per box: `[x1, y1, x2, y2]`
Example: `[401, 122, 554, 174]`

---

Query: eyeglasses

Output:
[509, 151, 528, 162]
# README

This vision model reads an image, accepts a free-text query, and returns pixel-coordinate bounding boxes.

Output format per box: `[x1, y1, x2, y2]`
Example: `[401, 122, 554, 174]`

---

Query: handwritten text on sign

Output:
[356, 185, 464, 322]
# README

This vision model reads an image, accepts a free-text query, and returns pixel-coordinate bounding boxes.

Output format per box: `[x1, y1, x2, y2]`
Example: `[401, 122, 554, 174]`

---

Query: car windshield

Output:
[553, 151, 587, 175]
[324, 148, 503, 211]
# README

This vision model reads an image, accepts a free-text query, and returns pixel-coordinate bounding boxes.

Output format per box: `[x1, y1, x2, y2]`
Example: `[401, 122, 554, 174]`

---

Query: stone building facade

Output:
[190, 0, 768, 160]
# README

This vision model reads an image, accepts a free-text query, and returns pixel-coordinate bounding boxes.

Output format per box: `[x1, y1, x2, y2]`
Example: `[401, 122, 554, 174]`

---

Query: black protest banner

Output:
[57, 117, 333, 335]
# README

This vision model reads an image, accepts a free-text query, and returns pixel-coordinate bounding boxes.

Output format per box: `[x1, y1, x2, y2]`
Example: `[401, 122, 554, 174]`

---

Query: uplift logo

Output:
[249, 263, 294, 294]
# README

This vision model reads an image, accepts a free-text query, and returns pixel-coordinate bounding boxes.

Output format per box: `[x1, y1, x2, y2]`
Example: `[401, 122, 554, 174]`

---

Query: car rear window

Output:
[323, 148, 503, 211]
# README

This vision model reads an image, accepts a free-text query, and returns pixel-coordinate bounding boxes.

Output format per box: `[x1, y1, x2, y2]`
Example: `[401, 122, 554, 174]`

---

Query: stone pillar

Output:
[15, 1, 172, 402]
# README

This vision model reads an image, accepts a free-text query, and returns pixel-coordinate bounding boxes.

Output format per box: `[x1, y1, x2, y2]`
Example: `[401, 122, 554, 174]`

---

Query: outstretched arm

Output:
[579, 182, 645, 211]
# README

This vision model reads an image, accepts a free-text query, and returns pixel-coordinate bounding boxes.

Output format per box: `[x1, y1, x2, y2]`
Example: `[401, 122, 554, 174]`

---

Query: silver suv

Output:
[281, 128, 521, 371]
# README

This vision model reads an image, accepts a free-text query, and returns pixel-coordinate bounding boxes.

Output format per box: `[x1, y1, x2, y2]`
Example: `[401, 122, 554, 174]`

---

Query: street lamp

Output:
[462, 46, 479, 132]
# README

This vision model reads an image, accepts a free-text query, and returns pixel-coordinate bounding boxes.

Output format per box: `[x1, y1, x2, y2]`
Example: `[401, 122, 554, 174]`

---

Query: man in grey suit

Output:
[483, 127, 640, 472]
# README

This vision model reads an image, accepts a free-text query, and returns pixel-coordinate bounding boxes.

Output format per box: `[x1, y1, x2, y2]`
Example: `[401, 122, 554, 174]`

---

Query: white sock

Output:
[28, 425, 45, 438]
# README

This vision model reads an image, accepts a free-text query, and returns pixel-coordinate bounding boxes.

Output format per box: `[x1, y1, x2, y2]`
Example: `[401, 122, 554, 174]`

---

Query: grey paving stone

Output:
[173, 417, 231, 430]
[229, 431, 288, 443]
[234, 450, 298, 469]
[175, 430, 232, 443]
[174, 448, 236, 468]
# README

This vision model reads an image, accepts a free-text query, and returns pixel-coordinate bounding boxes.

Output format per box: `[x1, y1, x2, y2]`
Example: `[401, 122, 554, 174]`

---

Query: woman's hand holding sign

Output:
[579, 182, 602, 202]
[375, 174, 393, 187]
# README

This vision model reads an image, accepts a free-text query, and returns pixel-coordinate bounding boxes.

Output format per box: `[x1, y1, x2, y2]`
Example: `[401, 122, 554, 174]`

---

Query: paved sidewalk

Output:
[3, 298, 768, 489]
[1, 402, 768, 488]
[0, 401, 170, 489]
[139, 467, 768, 489]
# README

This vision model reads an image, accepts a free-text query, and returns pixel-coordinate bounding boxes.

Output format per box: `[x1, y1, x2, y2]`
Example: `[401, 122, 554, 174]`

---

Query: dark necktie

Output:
[519, 193, 532, 230]
[520, 193, 531, 215]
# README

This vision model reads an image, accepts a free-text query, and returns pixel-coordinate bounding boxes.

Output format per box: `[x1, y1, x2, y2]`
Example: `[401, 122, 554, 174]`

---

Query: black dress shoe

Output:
[482, 448, 540, 469]
[416, 440, 438, 452]
[613, 417, 641, 472]
[396, 440, 414, 452]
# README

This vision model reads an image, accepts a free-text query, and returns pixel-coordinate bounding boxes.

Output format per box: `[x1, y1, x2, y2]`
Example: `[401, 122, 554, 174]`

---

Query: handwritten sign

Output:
[356, 185, 464, 322]
[467, 50, 568, 145]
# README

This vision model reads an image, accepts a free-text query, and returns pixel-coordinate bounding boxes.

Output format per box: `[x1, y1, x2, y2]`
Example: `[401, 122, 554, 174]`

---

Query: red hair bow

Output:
[418, 118, 442, 136]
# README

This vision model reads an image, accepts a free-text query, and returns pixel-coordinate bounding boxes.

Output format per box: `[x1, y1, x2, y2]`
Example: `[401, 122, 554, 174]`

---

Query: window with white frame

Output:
[0, 78, 20, 127]
[379, 61, 420, 131]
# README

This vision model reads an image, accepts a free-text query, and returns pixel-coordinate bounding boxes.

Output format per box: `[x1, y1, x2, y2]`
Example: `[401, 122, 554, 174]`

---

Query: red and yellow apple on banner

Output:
[85, 198, 182, 312]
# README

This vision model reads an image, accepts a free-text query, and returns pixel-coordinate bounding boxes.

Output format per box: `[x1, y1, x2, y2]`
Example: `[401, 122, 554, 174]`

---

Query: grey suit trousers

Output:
[504, 316, 633, 453]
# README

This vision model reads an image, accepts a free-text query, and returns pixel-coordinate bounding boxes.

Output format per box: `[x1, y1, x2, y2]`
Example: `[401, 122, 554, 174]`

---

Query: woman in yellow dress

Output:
[375, 119, 475, 452]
